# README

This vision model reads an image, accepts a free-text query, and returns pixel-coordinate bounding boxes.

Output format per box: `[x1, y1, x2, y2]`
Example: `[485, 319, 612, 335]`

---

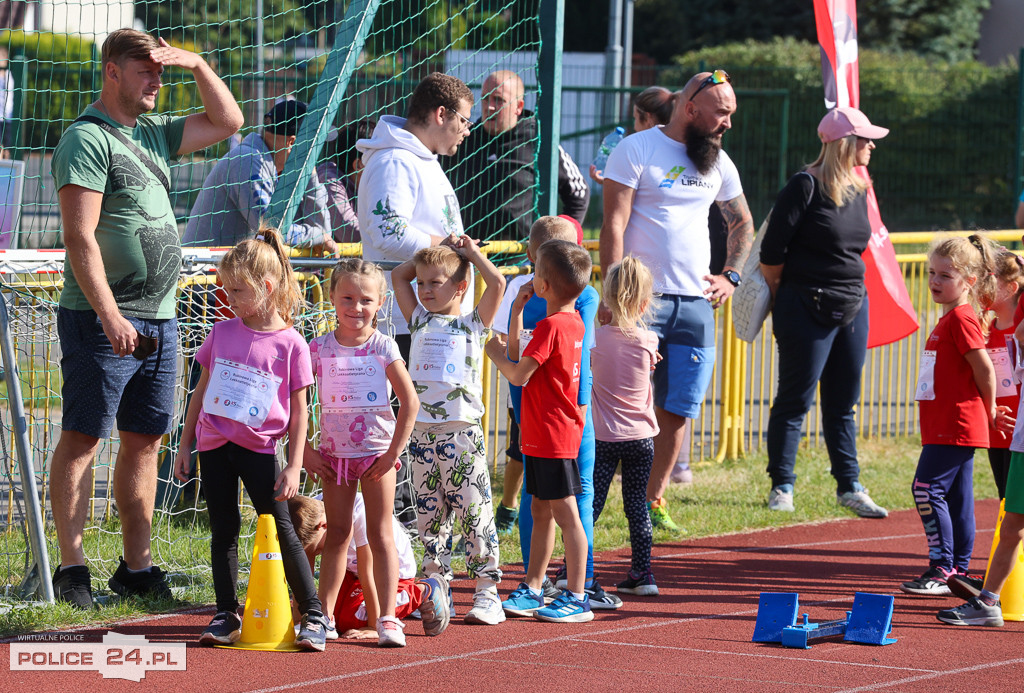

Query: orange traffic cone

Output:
[221, 514, 301, 651]
[984, 499, 1024, 622]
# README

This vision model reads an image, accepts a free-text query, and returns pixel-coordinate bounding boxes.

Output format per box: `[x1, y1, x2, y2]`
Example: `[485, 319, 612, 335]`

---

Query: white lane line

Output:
[835, 657, 1024, 692]
[244, 599, 861, 692]
[577, 639, 935, 673]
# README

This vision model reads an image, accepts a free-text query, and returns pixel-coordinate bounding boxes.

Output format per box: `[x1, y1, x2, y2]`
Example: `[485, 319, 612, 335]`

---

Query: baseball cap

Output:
[264, 100, 308, 137]
[558, 214, 585, 244]
[817, 106, 889, 143]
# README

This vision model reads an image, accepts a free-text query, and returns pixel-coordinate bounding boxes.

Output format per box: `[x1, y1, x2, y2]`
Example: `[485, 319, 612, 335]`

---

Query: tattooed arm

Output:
[703, 193, 754, 308]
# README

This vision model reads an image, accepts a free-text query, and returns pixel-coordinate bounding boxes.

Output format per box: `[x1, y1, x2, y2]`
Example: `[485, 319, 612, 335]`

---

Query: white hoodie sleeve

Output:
[359, 154, 439, 260]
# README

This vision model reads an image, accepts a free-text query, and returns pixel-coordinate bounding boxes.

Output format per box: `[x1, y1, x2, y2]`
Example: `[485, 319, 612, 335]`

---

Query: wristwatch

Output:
[722, 269, 742, 287]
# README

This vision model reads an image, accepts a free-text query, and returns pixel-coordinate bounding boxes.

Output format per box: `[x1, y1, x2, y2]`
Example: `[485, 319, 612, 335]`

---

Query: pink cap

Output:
[817, 107, 889, 143]
[558, 214, 585, 244]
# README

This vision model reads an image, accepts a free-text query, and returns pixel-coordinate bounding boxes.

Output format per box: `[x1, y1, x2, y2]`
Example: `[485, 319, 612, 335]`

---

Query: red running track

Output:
[5, 497, 1023, 692]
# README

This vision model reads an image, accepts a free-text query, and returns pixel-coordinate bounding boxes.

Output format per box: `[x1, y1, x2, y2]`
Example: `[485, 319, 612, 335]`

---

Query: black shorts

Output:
[524, 455, 581, 501]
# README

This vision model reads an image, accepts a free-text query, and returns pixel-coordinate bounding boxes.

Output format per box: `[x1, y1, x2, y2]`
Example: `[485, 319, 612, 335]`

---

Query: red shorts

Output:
[333, 571, 422, 631]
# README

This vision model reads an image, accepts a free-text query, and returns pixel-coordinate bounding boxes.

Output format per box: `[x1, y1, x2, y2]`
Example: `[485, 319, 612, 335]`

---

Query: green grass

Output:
[0, 435, 997, 637]
[490, 434, 996, 567]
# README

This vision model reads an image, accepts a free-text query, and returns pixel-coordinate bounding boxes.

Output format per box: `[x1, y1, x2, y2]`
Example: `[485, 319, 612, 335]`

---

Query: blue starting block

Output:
[752, 592, 897, 649]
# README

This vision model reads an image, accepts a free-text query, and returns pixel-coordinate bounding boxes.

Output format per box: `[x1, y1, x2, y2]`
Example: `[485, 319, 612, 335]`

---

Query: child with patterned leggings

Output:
[392, 235, 506, 626]
[591, 256, 661, 596]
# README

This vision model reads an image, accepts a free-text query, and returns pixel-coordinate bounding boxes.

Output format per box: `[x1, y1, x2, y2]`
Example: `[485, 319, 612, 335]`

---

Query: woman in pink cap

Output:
[759, 106, 891, 518]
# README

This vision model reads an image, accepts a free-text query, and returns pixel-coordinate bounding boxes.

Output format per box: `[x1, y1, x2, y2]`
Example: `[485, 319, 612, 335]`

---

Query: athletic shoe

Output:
[948, 573, 985, 602]
[937, 597, 1004, 627]
[465, 589, 507, 625]
[502, 582, 545, 616]
[325, 617, 339, 640]
[900, 566, 953, 596]
[767, 485, 794, 512]
[553, 564, 568, 589]
[541, 577, 561, 603]
[586, 580, 623, 609]
[617, 569, 659, 596]
[295, 609, 329, 652]
[107, 557, 173, 600]
[418, 573, 451, 636]
[648, 498, 682, 532]
[534, 590, 595, 623]
[52, 564, 94, 610]
[837, 489, 889, 518]
[670, 463, 693, 484]
[198, 611, 242, 646]
[495, 503, 518, 535]
[377, 616, 407, 647]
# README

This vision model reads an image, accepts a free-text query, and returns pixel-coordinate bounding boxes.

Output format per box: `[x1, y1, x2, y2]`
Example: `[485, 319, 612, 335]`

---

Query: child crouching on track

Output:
[902, 235, 1009, 597]
[590, 256, 661, 596]
[302, 258, 419, 648]
[486, 239, 595, 623]
[174, 226, 328, 651]
[391, 235, 506, 626]
[288, 494, 450, 637]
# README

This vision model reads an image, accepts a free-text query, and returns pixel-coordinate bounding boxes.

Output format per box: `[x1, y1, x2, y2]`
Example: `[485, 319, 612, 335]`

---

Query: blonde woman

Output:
[759, 107, 889, 518]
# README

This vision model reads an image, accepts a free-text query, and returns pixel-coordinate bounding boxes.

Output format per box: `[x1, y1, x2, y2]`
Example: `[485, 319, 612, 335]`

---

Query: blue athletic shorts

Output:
[57, 307, 178, 439]
[648, 294, 716, 419]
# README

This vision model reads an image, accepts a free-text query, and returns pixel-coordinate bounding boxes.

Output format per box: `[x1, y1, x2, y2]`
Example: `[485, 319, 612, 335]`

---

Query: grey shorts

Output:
[648, 294, 716, 419]
[57, 307, 178, 439]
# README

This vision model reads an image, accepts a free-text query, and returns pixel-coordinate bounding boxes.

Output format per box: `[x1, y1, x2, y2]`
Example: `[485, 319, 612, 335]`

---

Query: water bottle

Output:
[593, 126, 625, 172]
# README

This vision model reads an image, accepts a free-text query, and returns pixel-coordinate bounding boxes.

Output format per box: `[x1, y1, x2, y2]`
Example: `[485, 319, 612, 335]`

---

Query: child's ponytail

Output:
[219, 221, 303, 325]
[968, 234, 998, 317]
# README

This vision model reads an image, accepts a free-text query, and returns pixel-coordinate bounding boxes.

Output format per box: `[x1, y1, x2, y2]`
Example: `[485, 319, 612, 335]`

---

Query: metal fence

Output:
[557, 62, 1024, 235]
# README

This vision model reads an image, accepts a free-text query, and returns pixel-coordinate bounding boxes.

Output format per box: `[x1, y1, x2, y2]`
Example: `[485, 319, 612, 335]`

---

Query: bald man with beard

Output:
[446, 70, 589, 241]
[599, 71, 755, 534]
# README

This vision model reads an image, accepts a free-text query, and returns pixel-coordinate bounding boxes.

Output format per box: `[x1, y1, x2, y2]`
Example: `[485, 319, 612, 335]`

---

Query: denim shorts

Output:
[648, 294, 716, 419]
[57, 308, 178, 438]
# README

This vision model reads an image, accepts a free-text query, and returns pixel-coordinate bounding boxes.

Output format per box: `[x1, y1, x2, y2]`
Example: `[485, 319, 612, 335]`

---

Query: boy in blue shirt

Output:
[492, 216, 621, 609]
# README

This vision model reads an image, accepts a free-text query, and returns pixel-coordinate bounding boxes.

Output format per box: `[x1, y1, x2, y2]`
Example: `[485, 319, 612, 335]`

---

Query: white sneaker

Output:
[768, 486, 794, 512]
[376, 616, 406, 647]
[465, 590, 506, 625]
[670, 463, 693, 484]
[837, 489, 888, 518]
[325, 617, 339, 640]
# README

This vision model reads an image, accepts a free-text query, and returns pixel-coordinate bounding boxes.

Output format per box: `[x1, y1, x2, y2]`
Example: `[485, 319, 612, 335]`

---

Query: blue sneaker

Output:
[502, 582, 545, 616]
[534, 590, 594, 623]
[418, 573, 451, 636]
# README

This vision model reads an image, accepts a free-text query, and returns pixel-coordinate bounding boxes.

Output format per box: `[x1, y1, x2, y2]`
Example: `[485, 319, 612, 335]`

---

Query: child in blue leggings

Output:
[902, 235, 1003, 596]
[498, 216, 621, 609]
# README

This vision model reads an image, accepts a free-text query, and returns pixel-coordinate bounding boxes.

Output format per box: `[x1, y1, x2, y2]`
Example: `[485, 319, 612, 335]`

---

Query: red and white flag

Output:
[814, 0, 918, 347]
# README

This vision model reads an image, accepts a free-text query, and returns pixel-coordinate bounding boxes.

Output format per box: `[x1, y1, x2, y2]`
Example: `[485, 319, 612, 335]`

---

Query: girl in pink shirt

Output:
[302, 259, 423, 648]
[590, 256, 661, 596]
[174, 227, 328, 650]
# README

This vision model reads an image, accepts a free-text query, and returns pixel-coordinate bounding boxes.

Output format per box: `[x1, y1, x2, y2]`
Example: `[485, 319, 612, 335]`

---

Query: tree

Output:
[565, 0, 991, 64]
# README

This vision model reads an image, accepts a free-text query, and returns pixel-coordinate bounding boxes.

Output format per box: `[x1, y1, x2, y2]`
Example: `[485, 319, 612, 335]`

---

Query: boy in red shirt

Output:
[485, 239, 594, 622]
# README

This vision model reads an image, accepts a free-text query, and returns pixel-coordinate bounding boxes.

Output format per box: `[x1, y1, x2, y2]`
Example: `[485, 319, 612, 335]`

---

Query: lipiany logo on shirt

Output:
[658, 165, 715, 190]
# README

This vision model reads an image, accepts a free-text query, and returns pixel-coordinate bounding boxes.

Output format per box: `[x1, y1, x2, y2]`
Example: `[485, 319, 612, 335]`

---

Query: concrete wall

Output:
[979, 0, 1024, 66]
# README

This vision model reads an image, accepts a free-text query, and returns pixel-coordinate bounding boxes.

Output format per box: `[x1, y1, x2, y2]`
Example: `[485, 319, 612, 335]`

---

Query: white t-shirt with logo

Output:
[603, 125, 743, 297]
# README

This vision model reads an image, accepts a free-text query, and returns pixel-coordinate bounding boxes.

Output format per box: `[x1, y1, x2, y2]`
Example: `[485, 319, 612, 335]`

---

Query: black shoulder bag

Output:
[72, 114, 171, 193]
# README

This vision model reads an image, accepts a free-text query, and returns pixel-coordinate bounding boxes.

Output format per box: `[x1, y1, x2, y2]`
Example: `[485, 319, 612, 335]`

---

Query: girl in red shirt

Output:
[902, 235, 1001, 596]
[981, 249, 1024, 500]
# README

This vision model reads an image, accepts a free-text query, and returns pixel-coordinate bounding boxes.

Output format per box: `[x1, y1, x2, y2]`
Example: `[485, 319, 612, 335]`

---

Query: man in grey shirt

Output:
[183, 99, 333, 249]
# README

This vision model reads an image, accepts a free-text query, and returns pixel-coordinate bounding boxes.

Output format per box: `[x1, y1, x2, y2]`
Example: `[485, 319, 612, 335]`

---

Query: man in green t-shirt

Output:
[49, 28, 243, 609]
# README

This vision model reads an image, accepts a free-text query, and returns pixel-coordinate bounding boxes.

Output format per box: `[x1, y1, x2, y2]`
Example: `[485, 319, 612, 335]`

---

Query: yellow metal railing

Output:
[6, 229, 1022, 497]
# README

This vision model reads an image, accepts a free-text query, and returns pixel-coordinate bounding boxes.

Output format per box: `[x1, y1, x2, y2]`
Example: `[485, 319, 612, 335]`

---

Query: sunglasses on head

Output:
[689, 69, 731, 102]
